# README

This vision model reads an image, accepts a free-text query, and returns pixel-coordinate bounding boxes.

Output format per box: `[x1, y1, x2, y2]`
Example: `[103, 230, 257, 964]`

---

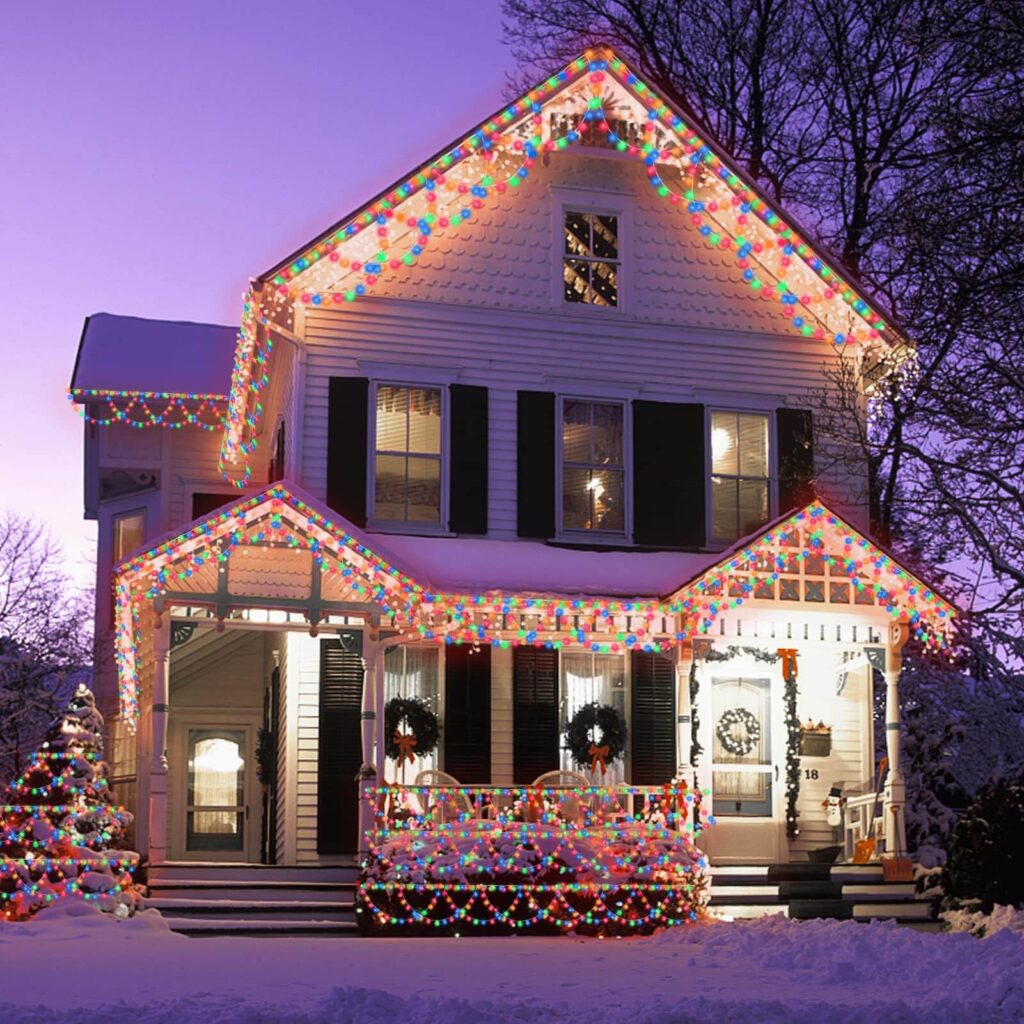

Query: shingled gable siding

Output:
[294, 153, 868, 536]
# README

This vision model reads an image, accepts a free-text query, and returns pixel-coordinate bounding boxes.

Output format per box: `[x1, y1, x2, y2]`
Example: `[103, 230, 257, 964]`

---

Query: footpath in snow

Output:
[0, 902, 1022, 1023]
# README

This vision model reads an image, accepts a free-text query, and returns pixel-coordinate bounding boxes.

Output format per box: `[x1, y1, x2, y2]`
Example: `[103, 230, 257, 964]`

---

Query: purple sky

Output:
[0, 1, 516, 584]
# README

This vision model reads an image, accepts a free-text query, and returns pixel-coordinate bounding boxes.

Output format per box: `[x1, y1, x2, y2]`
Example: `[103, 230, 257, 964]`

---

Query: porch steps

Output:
[144, 863, 360, 937]
[708, 863, 935, 926]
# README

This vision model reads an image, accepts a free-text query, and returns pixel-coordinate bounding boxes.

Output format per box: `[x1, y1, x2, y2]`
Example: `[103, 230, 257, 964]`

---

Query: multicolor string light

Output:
[68, 389, 226, 431]
[112, 487, 955, 727]
[358, 782, 710, 934]
[215, 45, 900, 488]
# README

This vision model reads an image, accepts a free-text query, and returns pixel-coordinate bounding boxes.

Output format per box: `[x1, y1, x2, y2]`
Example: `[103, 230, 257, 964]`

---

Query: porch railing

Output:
[358, 783, 711, 933]
[367, 782, 706, 837]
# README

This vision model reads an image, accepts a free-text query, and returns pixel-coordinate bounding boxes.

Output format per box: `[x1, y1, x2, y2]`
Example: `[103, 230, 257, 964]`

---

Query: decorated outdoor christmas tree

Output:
[0, 684, 138, 919]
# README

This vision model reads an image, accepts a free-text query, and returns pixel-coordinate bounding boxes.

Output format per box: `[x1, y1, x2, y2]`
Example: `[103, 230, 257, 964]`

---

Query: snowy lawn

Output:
[1, 903, 1022, 1023]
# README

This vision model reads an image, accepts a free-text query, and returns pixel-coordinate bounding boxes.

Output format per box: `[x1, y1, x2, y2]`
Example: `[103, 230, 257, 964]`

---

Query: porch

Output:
[109, 485, 954, 930]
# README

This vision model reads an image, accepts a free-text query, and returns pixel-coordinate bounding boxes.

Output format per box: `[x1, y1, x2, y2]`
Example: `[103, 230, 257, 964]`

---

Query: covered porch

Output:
[112, 484, 954, 891]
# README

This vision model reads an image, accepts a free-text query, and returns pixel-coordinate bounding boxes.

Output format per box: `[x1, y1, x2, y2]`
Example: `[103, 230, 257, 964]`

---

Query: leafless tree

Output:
[504, 0, 1024, 667]
[0, 513, 92, 777]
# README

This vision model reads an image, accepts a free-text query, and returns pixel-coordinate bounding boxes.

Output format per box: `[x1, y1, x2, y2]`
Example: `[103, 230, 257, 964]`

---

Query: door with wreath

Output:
[704, 673, 784, 863]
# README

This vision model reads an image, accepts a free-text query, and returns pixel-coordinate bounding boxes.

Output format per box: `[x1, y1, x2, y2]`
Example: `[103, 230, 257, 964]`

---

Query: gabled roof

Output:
[219, 46, 903, 479]
[70, 313, 236, 398]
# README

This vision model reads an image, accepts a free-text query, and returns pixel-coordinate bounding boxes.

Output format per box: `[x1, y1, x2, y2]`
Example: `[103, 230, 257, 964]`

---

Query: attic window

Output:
[564, 211, 618, 306]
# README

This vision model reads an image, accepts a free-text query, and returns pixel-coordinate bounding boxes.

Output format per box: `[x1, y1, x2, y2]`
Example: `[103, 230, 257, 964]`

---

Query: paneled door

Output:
[702, 673, 784, 863]
[184, 727, 253, 858]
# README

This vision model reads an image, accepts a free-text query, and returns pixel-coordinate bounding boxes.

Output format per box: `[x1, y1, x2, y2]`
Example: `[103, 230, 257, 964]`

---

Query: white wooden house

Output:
[70, 47, 953, 930]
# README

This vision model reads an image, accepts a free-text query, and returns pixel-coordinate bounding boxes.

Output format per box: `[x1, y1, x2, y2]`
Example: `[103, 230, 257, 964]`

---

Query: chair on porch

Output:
[532, 770, 592, 824]
[413, 769, 475, 824]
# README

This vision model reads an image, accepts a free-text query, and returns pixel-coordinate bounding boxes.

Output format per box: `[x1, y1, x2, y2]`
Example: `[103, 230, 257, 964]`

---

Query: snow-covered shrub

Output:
[945, 771, 1024, 910]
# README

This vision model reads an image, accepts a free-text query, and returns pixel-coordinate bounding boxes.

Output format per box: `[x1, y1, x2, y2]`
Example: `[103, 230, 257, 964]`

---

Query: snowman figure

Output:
[822, 785, 845, 842]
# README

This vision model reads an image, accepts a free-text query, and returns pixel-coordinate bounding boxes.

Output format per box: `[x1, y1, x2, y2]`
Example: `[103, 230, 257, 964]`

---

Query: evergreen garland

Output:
[782, 656, 801, 839]
[384, 698, 441, 764]
[564, 702, 628, 772]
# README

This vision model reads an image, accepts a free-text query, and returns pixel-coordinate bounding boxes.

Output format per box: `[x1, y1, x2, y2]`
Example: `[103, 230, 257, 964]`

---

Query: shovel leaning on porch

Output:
[852, 756, 888, 864]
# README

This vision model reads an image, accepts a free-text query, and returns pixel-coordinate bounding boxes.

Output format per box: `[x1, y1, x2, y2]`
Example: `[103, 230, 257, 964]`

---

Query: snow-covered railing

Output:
[358, 783, 712, 935]
[367, 783, 706, 836]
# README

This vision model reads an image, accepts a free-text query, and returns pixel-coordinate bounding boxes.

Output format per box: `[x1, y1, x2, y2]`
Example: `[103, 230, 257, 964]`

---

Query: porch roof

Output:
[113, 481, 955, 726]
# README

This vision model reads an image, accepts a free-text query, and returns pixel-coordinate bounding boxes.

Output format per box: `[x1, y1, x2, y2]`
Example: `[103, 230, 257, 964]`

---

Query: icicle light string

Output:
[112, 490, 954, 725]
[217, 50, 894, 488]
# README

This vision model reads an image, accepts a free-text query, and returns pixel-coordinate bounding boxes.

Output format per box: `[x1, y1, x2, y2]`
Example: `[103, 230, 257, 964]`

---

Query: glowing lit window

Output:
[564, 211, 618, 306]
[112, 511, 145, 565]
[186, 730, 245, 851]
[373, 384, 443, 525]
[559, 653, 628, 785]
[384, 647, 441, 778]
[561, 399, 625, 533]
[710, 411, 770, 543]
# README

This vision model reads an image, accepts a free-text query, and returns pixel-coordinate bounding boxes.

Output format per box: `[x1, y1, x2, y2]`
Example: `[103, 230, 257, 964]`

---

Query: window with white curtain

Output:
[561, 399, 626, 534]
[559, 653, 628, 785]
[384, 646, 441, 780]
[710, 410, 771, 543]
[373, 384, 443, 525]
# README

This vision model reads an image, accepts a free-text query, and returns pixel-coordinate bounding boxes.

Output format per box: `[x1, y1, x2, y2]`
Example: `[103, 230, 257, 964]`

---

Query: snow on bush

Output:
[942, 903, 1024, 938]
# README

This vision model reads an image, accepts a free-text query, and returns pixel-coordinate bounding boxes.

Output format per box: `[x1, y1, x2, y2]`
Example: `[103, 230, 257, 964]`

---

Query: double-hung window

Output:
[710, 410, 771, 543]
[561, 399, 625, 534]
[384, 647, 441, 777]
[559, 653, 628, 785]
[373, 384, 443, 526]
[563, 211, 619, 306]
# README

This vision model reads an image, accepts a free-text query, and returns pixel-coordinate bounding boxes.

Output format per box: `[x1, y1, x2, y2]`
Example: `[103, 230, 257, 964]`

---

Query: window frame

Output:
[558, 651, 631, 783]
[551, 189, 631, 314]
[366, 380, 450, 533]
[555, 394, 632, 542]
[384, 644, 445, 774]
[705, 407, 776, 548]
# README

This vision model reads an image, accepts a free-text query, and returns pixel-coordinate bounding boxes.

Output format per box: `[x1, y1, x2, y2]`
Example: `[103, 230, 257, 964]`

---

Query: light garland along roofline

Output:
[112, 488, 955, 726]
[218, 45, 903, 486]
[68, 388, 227, 431]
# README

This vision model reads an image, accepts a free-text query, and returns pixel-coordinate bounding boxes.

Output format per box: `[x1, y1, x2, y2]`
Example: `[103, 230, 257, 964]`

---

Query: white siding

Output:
[790, 656, 874, 855]
[294, 151, 868, 537]
[490, 647, 514, 784]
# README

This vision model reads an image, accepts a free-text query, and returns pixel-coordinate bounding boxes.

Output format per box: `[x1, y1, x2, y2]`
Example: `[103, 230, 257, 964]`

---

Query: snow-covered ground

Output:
[1, 903, 1022, 1023]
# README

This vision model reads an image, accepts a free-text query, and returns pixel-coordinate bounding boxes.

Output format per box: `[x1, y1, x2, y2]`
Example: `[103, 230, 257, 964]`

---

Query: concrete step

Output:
[166, 917, 361, 938]
[146, 897, 355, 921]
[148, 862, 357, 884]
[147, 881, 356, 902]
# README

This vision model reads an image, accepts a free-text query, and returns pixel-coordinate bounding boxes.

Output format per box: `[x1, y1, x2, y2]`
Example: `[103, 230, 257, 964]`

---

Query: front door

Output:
[180, 724, 258, 860]
[702, 672, 783, 863]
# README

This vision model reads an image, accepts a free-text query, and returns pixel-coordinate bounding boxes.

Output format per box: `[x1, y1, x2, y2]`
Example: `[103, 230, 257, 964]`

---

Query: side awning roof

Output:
[70, 313, 236, 397]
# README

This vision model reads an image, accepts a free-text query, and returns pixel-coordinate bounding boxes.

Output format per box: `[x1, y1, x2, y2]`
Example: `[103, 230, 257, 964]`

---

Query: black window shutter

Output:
[317, 633, 364, 855]
[327, 377, 369, 526]
[443, 644, 492, 782]
[776, 408, 815, 512]
[516, 391, 556, 539]
[633, 400, 706, 548]
[631, 650, 676, 784]
[449, 384, 488, 534]
[512, 647, 560, 783]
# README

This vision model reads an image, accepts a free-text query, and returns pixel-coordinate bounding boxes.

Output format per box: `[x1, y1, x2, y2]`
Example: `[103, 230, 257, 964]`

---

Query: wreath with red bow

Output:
[565, 703, 627, 775]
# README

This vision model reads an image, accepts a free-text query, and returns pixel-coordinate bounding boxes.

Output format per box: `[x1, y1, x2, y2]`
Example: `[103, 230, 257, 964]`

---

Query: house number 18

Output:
[804, 768, 820, 780]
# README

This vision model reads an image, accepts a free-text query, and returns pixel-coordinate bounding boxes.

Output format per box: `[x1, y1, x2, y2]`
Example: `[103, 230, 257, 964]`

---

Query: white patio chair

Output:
[531, 769, 592, 823]
[413, 769, 475, 823]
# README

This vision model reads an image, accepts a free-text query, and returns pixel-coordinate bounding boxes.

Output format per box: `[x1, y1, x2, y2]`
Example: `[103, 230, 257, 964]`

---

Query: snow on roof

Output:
[374, 533, 716, 598]
[70, 313, 237, 397]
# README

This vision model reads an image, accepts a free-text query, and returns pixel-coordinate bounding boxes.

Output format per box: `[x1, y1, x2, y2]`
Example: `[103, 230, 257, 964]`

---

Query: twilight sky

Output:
[0, 1, 516, 584]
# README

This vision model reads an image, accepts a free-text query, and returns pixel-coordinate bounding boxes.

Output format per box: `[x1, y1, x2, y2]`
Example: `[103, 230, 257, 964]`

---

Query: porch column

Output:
[357, 623, 381, 858]
[148, 615, 171, 865]
[675, 645, 693, 777]
[883, 623, 909, 856]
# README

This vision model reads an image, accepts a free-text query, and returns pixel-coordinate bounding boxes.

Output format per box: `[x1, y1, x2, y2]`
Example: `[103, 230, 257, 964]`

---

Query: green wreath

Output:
[384, 697, 441, 764]
[565, 702, 627, 774]
[716, 707, 761, 757]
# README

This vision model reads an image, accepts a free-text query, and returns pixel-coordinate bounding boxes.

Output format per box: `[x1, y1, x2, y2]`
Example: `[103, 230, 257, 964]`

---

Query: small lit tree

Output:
[0, 684, 138, 919]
